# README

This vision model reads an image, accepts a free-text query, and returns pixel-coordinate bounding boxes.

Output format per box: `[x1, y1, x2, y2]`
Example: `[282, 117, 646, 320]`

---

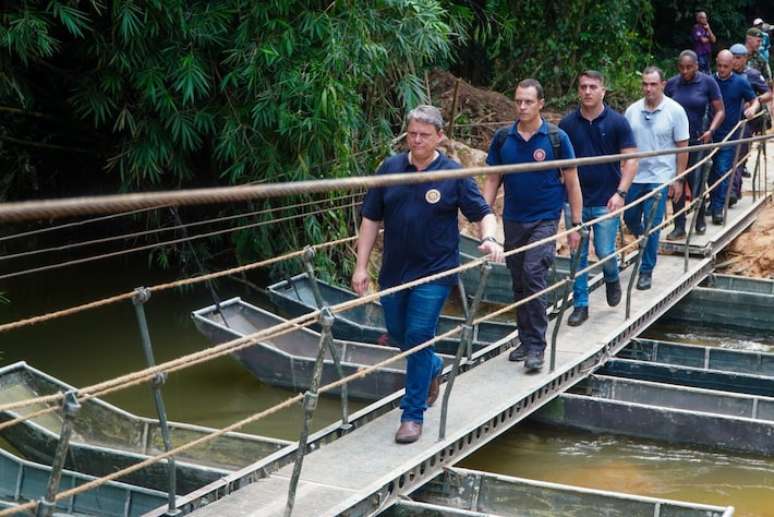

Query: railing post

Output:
[300, 250, 350, 429]
[549, 227, 588, 372]
[285, 307, 334, 517]
[626, 191, 662, 319]
[684, 152, 711, 272]
[36, 390, 80, 517]
[457, 276, 470, 321]
[752, 141, 762, 202]
[132, 287, 180, 515]
[722, 120, 748, 225]
[438, 262, 491, 440]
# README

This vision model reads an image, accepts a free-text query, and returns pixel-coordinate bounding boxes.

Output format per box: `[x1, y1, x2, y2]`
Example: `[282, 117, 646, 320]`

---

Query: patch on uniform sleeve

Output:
[425, 189, 441, 204]
[533, 148, 546, 161]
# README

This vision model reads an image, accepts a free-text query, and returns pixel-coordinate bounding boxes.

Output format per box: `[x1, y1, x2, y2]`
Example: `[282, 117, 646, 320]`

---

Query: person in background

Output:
[692, 11, 716, 74]
[664, 50, 725, 238]
[483, 78, 582, 372]
[729, 43, 771, 202]
[558, 70, 638, 327]
[708, 50, 760, 223]
[624, 66, 689, 290]
[752, 18, 771, 83]
[353, 105, 503, 444]
[745, 28, 772, 83]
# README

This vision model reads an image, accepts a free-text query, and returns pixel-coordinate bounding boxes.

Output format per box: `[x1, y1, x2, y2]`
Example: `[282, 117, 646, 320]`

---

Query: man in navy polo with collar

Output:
[559, 70, 638, 327]
[354, 105, 502, 444]
[624, 66, 689, 290]
[483, 78, 582, 372]
[708, 50, 759, 224]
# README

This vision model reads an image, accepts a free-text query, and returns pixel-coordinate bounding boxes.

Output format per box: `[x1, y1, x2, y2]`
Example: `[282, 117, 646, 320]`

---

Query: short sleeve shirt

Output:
[624, 97, 689, 184]
[743, 66, 770, 96]
[665, 72, 722, 139]
[692, 24, 712, 56]
[486, 119, 575, 222]
[713, 73, 757, 141]
[360, 152, 491, 289]
[559, 106, 636, 207]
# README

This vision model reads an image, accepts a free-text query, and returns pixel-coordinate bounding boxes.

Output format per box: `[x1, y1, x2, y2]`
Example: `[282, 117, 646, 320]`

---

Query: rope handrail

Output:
[0, 131, 771, 223]
[0, 199, 362, 282]
[0, 135, 765, 515]
[0, 192, 364, 263]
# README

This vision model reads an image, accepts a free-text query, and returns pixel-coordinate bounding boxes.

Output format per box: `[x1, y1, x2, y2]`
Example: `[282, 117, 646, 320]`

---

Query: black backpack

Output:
[492, 122, 563, 164]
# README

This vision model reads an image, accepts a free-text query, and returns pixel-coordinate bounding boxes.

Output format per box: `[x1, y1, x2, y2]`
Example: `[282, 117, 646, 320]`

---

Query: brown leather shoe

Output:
[395, 421, 422, 444]
[427, 374, 441, 406]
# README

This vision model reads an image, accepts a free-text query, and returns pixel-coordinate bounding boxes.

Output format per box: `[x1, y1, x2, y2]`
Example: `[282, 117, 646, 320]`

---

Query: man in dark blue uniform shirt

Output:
[664, 50, 725, 237]
[708, 50, 759, 224]
[354, 105, 502, 444]
[483, 79, 582, 372]
[559, 70, 638, 327]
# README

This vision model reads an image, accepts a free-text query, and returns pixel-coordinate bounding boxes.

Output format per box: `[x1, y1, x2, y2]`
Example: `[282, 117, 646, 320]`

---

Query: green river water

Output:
[1, 258, 773, 516]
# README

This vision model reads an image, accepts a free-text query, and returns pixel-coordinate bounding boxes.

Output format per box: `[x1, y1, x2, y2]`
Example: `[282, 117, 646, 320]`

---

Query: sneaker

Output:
[695, 218, 706, 235]
[508, 343, 528, 362]
[636, 272, 652, 291]
[729, 195, 738, 208]
[525, 349, 544, 372]
[742, 168, 752, 178]
[567, 307, 588, 327]
[666, 227, 686, 240]
[605, 280, 622, 307]
[712, 213, 723, 225]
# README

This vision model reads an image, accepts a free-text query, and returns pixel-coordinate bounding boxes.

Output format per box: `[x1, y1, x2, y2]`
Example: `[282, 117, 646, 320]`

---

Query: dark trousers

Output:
[672, 145, 706, 230]
[504, 219, 558, 354]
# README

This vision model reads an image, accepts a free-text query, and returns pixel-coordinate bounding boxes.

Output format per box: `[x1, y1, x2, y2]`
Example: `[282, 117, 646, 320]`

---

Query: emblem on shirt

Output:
[533, 149, 546, 161]
[425, 189, 441, 204]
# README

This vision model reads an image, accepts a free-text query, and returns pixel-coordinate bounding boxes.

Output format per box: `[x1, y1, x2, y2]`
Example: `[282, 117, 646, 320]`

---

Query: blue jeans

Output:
[709, 146, 735, 215]
[564, 205, 620, 308]
[381, 283, 450, 424]
[623, 183, 668, 275]
[697, 53, 710, 74]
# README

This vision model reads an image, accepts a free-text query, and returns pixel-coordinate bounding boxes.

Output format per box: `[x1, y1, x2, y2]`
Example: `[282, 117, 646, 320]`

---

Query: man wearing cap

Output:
[354, 105, 503, 444]
[746, 28, 772, 82]
[483, 78, 582, 372]
[708, 50, 760, 224]
[692, 11, 716, 74]
[730, 43, 771, 201]
[752, 18, 771, 74]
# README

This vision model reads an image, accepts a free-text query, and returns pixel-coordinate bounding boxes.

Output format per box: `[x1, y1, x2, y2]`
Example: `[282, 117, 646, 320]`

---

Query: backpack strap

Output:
[546, 122, 563, 161]
[492, 126, 510, 164]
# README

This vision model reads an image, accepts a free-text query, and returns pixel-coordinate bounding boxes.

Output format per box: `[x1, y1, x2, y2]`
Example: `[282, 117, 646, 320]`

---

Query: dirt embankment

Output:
[717, 202, 774, 278]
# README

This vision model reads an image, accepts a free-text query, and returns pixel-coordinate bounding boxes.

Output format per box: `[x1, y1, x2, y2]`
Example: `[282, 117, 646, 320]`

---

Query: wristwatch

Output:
[480, 236, 499, 246]
[616, 189, 628, 198]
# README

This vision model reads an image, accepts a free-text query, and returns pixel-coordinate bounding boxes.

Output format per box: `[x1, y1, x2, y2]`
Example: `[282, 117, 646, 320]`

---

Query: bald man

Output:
[708, 50, 759, 222]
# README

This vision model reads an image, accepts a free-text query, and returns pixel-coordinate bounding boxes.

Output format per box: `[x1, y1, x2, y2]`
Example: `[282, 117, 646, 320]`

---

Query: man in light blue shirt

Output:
[624, 66, 689, 290]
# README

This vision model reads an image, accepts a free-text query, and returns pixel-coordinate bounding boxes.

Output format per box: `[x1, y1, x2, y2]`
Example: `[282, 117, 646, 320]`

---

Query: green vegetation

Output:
[0, 1, 767, 280]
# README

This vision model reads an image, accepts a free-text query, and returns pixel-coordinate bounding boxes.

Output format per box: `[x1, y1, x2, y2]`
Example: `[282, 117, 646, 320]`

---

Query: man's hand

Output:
[744, 106, 758, 119]
[351, 268, 370, 296]
[567, 230, 581, 251]
[700, 130, 713, 143]
[669, 181, 684, 202]
[606, 192, 625, 212]
[478, 240, 505, 263]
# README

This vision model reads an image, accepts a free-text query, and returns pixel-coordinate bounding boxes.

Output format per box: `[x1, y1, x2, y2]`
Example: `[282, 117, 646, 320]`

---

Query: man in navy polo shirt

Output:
[559, 70, 638, 327]
[354, 105, 502, 444]
[483, 78, 582, 372]
[709, 50, 759, 224]
[664, 49, 725, 238]
[624, 66, 689, 290]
